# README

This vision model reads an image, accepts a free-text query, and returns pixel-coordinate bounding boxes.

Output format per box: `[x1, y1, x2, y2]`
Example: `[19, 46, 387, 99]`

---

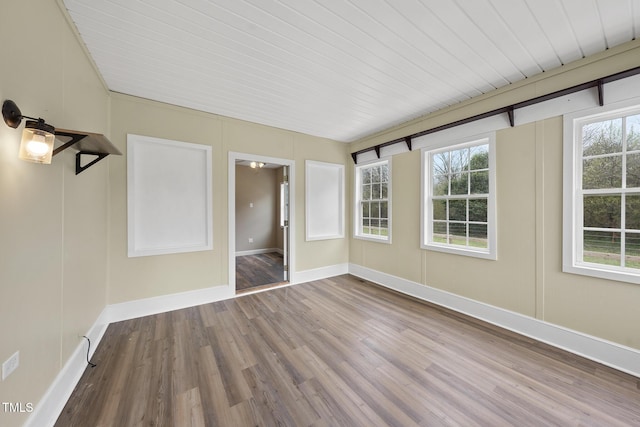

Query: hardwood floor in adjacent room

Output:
[236, 252, 285, 292]
[56, 275, 640, 426]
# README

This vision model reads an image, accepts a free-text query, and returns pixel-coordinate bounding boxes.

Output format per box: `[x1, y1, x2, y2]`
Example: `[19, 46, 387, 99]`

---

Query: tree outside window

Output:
[431, 144, 489, 248]
[580, 113, 640, 269]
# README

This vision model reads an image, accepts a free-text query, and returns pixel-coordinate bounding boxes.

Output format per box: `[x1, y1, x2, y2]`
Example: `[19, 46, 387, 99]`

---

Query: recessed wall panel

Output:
[127, 134, 213, 257]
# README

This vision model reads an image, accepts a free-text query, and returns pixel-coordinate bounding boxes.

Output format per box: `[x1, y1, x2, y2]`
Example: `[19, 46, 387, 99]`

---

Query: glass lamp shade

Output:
[19, 120, 55, 164]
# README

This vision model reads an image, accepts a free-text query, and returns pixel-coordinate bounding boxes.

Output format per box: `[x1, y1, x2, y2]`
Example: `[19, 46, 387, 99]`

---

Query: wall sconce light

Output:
[2, 100, 55, 164]
[1, 99, 121, 174]
[250, 161, 265, 169]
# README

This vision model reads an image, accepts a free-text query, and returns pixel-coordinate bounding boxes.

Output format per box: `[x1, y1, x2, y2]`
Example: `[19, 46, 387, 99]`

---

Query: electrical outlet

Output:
[2, 351, 19, 381]
[248, 237, 253, 243]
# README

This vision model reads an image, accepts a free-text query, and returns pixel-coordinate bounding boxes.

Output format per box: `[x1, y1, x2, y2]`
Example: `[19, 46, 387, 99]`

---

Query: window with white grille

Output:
[563, 100, 640, 284]
[422, 136, 496, 260]
[354, 159, 391, 243]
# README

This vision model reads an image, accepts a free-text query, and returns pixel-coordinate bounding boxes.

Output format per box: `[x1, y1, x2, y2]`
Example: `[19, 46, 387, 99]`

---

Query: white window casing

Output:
[354, 159, 392, 243]
[421, 134, 497, 260]
[563, 98, 640, 284]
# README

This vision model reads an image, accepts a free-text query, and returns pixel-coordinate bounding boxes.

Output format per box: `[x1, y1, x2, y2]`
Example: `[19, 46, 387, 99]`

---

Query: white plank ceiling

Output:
[62, 0, 640, 142]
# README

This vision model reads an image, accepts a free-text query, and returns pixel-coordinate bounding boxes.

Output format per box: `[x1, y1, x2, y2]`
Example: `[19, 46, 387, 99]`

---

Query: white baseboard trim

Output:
[106, 284, 235, 323]
[236, 248, 283, 256]
[104, 262, 347, 326]
[294, 263, 349, 285]
[25, 308, 110, 427]
[349, 263, 640, 378]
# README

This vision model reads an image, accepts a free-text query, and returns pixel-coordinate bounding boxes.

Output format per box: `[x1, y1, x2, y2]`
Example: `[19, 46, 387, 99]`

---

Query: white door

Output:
[280, 166, 290, 282]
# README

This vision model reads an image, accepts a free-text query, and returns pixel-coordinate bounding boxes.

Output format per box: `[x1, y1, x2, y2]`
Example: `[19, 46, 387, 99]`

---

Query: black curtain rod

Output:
[351, 65, 640, 163]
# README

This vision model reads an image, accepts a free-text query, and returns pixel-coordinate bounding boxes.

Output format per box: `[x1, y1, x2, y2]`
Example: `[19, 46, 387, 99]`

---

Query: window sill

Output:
[354, 234, 391, 244]
[563, 262, 640, 285]
[423, 242, 496, 260]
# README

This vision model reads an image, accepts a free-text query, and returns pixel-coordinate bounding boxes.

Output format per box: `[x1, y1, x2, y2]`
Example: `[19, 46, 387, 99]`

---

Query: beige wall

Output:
[108, 93, 350, 303]
[108, 95, 226, 303]
[350, 40, 640, 350]
[0, 1, 111, 426]
[235, 165, 279, 252]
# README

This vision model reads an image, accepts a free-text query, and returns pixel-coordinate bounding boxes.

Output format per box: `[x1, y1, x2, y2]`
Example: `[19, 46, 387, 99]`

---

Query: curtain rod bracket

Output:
[597, 80, 604, 106]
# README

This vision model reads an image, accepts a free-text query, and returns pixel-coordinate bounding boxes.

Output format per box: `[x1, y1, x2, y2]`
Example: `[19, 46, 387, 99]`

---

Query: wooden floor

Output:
[236, 252, 285, 291]
[56, 275, 640, 427]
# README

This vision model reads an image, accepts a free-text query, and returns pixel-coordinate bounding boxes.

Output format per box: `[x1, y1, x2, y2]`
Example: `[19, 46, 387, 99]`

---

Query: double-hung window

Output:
[422, 135, 496, 259]
[563, 101, 640, 283]
[354, 159, 391, 242]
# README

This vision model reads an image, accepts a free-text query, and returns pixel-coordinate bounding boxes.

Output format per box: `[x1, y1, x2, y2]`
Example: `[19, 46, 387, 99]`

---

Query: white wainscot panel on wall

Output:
[305, 160, 345, 241]
[127, 134, 213, 257]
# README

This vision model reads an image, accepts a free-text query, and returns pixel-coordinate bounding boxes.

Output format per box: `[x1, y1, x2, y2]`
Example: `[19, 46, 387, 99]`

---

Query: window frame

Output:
[421, 134, 497, 260]
[563, 98, 640, 284]
[354, 158, 392, 243]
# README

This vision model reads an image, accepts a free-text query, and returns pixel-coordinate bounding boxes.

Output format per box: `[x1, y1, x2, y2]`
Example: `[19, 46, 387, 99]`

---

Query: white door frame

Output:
[228, 152, 296, 292]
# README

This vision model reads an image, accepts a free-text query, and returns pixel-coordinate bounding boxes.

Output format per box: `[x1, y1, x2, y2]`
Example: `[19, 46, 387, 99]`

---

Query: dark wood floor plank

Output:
[56, 274, 640, 427]
[205, 325, 251, 408]
[149, 335, 173, 426]
[173, 386, 205, 427]
[196, 345, 234, 427]
[236, 252, 285, 291]
[293, 345, 390, 427]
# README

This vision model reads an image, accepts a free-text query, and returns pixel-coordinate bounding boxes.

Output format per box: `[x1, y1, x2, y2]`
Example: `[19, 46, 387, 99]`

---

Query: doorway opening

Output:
[229, 153, 294, 294]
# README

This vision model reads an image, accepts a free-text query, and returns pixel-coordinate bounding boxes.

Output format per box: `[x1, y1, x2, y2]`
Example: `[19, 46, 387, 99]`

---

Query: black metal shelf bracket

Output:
[54, 131, 111, 174]
[52, 129, 120, 174]
[52, 131, 85, 156]
[76, 151, 110, 175]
